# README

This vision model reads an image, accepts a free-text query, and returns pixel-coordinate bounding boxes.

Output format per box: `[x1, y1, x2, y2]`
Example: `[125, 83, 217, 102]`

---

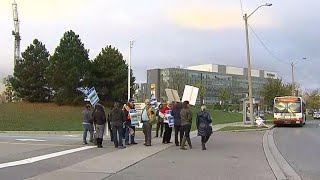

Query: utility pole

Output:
[244, 13, 254, 125]
[128, 40, 134, 101]
[12, 0, 21, 67]
[291, 58, 306, 96]
[291, 62, 295, 96]
[243, 3, 272, 125]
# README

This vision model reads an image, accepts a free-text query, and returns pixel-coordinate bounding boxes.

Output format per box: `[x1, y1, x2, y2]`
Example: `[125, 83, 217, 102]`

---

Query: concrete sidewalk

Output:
[27, 122, 276, 180]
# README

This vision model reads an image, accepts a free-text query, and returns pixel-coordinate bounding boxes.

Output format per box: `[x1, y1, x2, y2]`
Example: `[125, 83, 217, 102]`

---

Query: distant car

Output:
[313, 112, 320, 119]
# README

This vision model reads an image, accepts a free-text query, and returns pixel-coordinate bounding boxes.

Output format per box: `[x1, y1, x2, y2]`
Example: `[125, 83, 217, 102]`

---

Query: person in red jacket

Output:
[160, 101, 173, 144]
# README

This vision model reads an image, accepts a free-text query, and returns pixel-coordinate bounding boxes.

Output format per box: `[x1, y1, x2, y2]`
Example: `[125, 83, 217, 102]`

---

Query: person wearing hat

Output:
[123, 98, 138, 145]
[82, 104, 94, 145]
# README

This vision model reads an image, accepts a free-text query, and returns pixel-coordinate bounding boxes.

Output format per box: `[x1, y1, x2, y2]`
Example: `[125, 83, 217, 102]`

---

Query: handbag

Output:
[207, 125, 213, 135]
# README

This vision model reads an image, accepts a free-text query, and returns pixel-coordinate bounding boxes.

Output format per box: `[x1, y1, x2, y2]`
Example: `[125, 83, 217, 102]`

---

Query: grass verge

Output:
[0, 102, 243, 131]
[218, 125, 269, 132]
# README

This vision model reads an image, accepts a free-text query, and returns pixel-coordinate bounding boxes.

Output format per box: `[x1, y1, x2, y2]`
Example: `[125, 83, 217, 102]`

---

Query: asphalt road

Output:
[0, 132, 144, 180]
[274, 120, 320, 180]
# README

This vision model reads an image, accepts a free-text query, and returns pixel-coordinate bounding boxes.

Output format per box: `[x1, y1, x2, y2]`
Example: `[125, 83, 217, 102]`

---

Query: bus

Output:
[273, 96, 306, 127]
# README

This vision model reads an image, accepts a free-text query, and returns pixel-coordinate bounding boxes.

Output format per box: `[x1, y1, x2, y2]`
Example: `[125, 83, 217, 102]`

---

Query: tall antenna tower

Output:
[12, 0, 21, 67]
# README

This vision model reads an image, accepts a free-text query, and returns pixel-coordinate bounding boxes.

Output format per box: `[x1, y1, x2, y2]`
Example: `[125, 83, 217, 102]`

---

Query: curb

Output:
[263, 128, 302, 180]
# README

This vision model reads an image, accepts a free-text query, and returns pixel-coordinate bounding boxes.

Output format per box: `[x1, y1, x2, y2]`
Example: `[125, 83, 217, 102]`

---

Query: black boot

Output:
[202, 143, 206, 150]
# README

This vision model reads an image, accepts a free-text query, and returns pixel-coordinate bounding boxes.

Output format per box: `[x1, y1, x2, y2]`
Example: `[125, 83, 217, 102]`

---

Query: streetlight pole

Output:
[291, 57, 306, 96]
[244, 3, 272, 125]
[128, 40, 134, 100]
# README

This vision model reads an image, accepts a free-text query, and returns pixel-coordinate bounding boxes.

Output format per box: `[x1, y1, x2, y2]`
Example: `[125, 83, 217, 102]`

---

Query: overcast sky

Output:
[0, 0, 319, 90]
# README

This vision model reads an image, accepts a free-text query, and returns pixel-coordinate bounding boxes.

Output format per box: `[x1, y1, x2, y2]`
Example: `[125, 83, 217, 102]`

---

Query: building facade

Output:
[147, 64, 277, 104]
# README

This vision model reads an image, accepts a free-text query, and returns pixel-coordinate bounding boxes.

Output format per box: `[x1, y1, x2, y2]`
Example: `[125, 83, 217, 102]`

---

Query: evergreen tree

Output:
[10, 39, 50, 102]
[48, 30, 90, 104]
[91, 45, 135, 102]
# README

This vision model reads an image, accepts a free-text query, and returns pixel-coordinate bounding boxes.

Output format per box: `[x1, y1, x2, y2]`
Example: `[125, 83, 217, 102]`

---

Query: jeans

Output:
[174, 125, 183, 145]
[125, 121, 135, 144]
[143, 122, 152, 145]
[82, 124, 94, 143]
[162, 123, 172, 143]
[156, 121, 164, 137]
[112, 125, 124, 147]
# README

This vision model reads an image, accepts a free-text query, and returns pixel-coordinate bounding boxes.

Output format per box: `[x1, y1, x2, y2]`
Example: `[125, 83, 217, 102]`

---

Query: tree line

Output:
[9, 30, 135, 105]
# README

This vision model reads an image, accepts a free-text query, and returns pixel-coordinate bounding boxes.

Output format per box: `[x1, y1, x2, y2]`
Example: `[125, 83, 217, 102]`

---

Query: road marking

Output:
[16, 139, 46, 142]
[0, 146, 95, 169]
[0, 141, 84, 147]
[63, 135, 80, 137]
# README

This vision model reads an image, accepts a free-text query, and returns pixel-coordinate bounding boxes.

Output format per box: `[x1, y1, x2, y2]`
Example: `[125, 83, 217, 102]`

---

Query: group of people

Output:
[82, 98, 213, 150]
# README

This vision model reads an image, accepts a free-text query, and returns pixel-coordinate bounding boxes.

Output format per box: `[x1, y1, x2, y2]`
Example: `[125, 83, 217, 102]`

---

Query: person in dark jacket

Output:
[82, 104, 94, 145]
[196, 105, 213, 150]
[180, 101, 193, 150]
[171, 101, 183, 146]
[155, 104, 164, 138]
[123, 99, 137, 145]
[109, 102, 126, 149]
[93, 104, 106, 148]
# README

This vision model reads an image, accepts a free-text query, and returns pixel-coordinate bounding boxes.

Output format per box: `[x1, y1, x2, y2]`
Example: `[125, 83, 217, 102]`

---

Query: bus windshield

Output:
[274, 101, 301, 113]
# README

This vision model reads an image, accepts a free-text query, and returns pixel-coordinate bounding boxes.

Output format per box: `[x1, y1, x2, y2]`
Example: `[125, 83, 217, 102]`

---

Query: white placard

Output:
[165, 89, 180, 102]
[182, 85, 199, 106]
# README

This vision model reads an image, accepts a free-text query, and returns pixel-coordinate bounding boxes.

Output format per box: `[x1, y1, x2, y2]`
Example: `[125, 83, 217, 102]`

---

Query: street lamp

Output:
[128, 40, 134, 101]
[291, 57, 307, 96]
[244, 3, 272, 125]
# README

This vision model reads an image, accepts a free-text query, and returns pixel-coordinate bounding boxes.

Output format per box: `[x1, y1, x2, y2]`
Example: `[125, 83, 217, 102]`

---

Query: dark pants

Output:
[82, 124, 94, 143]
[163, 123, 172, 143]
[143, 122, 152, 145]
[156, 121, 164, 137]
[201, 135, 211, 144]
[174, 125, 183, 145]
[182, 124, 192, 147]
[125, 122, 136, 144]
[112, 125, 124, 147]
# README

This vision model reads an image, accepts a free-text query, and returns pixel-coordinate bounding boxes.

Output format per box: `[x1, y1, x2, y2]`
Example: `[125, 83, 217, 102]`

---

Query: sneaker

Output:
[131, 142, 138, 145]
[118, 146, 126, 149]
[125, 143, 130, 145]
[146, 144, 151, 146]
[83, 142, 88, 145]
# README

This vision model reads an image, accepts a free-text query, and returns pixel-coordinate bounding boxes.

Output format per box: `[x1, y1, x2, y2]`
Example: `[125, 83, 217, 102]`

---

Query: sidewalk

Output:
[27, 122, 275, 180]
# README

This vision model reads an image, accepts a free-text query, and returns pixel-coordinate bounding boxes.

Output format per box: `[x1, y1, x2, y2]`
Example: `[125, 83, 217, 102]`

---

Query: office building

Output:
[147, 64, 277, 104]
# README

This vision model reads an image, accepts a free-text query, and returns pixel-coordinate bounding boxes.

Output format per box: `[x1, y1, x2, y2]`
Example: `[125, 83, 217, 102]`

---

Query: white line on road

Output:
[0, 146, 95, 169]
[15, 139, 46, 142]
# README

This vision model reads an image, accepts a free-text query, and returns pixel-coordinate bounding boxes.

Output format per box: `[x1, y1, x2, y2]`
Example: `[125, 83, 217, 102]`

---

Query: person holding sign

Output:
[180, 101, 193, 150]
[160, 101, 173, 144]
[141, 99, 155, 146]
[196, 105, 213, 150]
[123, 99, 137, 145]
[93, 104, 106, 148]
[109, 102, 126, 149]
[171, 101, 183, 146]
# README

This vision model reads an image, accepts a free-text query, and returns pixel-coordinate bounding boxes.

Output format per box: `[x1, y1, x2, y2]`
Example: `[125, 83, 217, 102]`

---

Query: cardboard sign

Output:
[86, 87, 99, 106]
[129, 109, 140, 127]
[165, 89, 180, 102]
[165, 110, 175, 127]
[182, 85, 199, 106]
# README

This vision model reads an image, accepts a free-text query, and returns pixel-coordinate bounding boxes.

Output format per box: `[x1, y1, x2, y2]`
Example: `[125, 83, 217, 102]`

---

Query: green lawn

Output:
[218, 126, 268, 132]
[0, 102, 243, 131]
[190, 107, 243, 130]
[0, 102, 86, 131]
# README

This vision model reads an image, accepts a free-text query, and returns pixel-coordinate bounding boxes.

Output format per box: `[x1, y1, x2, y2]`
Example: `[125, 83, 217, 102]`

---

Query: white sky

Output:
[0, 0, 319, 89]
